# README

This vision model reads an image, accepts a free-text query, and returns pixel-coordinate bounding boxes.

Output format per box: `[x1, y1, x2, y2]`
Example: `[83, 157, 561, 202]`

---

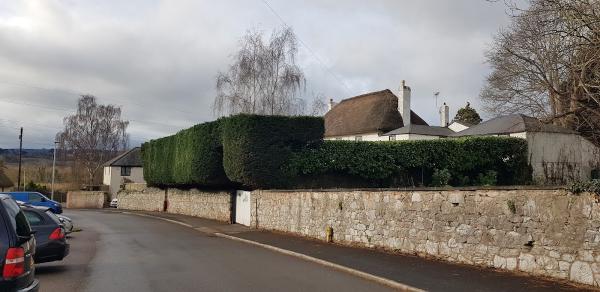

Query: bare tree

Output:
[482, 0, 600, 145]
[56, 95, 129, 185]
[214, 27, 306, 116]
[308, 93, 328, 116]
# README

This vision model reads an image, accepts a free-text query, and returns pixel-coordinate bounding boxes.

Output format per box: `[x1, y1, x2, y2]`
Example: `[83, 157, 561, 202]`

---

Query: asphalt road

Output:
[35, 210, 392, 292]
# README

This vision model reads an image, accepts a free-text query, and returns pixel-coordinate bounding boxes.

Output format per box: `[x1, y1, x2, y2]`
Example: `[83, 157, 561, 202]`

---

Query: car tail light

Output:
[3, 247, 25, 279]
[49, 227, 65, 240]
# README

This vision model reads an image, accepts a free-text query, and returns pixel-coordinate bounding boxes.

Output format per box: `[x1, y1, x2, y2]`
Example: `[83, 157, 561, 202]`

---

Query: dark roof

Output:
[324, 89, 428, 137]
[451, 114, 578, 137]
[450, 120, 475, 127]
[104, 147, 142, 167]
[383, 124, 454, 137]
[0, 172, 13, 188]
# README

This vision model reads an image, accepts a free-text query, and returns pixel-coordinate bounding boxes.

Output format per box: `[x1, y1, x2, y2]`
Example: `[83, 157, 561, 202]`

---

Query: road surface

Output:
[35, 210, 392, 292]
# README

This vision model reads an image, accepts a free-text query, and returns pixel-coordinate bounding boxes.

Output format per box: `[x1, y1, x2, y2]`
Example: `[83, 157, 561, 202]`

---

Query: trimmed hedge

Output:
[142, 114, 530, 189]
[285, 137, 531, 187]
[142, 120, 231, 187]
[221, 114, 324, 189]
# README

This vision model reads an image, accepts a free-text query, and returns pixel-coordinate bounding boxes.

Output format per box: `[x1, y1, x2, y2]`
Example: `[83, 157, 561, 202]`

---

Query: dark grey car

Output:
[0, 194, 39, 292]
[21, 207, 69, 264]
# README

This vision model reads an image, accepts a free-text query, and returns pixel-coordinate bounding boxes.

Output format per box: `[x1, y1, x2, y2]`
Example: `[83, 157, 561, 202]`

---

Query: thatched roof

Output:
[324, 89, 428, 137]
[451, 114, 578, 137]
[0, 172, 13, 188]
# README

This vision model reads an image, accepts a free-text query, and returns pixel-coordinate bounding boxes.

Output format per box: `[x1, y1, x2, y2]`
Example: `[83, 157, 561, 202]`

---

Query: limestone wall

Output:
[167, 189, 232, 222]
[117, 188, 165, 212]
[250, 188, 600, 287]
[66, 191, 107, 209]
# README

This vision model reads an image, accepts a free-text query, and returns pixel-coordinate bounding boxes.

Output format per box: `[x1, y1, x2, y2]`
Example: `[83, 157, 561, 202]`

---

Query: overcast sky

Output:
[0, 0, 515, 149]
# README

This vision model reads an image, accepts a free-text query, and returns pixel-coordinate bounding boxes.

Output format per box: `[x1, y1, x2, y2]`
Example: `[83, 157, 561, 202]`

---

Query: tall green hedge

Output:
[142, 115, 530, 189]
[142, 120, 231, 187]
[220, 114, 324, 189]
[285, 137, 531, 187]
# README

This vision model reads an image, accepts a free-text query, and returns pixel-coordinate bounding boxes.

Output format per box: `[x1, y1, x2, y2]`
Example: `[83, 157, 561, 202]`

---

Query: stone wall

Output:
[117, 188, 165, 212]
[66, 191, 107, 209]
[250, 188, 600, 287]
[167, 189, 232, 222]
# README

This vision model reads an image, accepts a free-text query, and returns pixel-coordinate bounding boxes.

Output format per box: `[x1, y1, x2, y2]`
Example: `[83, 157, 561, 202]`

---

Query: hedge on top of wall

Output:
[285, 137, 531, 187]
[220, 114, 324, 189]
[141, 120, 231, 188]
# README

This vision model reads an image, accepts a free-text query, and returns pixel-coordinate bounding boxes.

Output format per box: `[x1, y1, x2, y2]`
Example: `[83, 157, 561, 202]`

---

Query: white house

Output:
[103, 147, 145, 197]
[324, 81, 441, 141]
[450, 114, 600, 184]
[324, 80, 600, 184]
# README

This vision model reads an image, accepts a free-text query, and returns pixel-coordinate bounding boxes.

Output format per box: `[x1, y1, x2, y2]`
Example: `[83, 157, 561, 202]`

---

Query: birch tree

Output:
[213, 27, 306, 116]
[56, 95, 129, 184]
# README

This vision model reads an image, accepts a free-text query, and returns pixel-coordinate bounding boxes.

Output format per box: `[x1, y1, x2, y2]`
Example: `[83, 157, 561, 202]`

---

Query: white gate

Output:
[235, 190, 251, 226]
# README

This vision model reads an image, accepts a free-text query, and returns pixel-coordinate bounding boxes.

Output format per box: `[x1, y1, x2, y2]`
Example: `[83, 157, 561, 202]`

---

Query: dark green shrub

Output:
[431, 168, 451, 187]
[592, 169, 600, 180]
[142, 120, 231, 187]
[477, 170, 498, 186]
[221, 114, 324, 189]
[286, 137, 531, 187]
[569, 179, 600, 194]
[24, 181, 49, 195]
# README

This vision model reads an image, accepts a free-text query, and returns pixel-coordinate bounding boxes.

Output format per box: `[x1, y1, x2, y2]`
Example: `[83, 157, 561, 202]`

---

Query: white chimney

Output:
[328, 98, 337, 111]
[440, 102, 449, 127]
[399, 80, 411, 127]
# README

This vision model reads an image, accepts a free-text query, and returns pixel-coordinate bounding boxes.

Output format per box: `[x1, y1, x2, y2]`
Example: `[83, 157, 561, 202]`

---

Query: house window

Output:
[355, 136, 363, 142]
[121, 166, 132, 176]
[389, 135, 396, 141]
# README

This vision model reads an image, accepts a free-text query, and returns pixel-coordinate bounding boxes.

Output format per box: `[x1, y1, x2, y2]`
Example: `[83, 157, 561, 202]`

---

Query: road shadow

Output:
[35, 265, 68, 275]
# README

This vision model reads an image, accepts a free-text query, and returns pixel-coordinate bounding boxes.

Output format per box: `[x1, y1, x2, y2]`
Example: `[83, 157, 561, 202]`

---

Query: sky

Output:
[0, 0, 515, 149]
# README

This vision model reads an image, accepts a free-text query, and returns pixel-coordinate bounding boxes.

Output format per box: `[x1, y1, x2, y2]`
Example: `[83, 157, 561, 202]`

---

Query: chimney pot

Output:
[440, 102, 449, 127]
[399, 80, 411, 127]
[328, 98, 336, 111]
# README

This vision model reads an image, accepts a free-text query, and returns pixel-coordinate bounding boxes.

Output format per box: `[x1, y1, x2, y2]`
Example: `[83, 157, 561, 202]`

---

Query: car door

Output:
[22, 210, 52, 248]
[27, 193, 47, 208]
[1, 198, 36, 290]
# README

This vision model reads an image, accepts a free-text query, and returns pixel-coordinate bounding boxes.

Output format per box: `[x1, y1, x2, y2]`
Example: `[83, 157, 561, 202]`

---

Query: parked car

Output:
[0, 194, 39, 292]
[56, 214, 73, 234]
[21, 207, 69, 264]
[2, 192, 62, 214]
[17, 203, 73, 235]
[110, 198, 118, 208]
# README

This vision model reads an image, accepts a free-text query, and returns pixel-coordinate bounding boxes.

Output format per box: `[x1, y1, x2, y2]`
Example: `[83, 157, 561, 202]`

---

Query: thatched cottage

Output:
[324, 81, 600, 184]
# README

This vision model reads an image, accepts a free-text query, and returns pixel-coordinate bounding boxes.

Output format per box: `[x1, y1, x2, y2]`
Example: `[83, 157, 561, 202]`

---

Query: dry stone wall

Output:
[250, 189, 600, 287]
[167, 189, 232, 222]
[117, 188, 165, 212]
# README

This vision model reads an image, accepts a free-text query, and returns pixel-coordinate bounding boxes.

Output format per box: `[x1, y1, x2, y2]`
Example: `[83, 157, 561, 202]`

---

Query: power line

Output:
[259, 0, 352, 95]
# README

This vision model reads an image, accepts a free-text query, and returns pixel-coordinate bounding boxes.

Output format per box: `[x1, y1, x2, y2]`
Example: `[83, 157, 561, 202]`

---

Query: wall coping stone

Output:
[259, 185, 567, 193]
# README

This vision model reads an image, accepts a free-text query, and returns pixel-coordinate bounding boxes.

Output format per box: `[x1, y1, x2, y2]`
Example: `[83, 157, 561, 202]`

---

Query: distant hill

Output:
[0, 148, 54, 163]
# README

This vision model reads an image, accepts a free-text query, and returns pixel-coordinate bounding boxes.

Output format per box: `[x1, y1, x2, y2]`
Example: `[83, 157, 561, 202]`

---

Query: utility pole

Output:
[17, 127, 23, 191]
[51, 141, 58, 200]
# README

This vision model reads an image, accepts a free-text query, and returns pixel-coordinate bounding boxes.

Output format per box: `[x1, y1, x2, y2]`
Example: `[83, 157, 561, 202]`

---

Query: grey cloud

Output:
[0, 0, 512, 148]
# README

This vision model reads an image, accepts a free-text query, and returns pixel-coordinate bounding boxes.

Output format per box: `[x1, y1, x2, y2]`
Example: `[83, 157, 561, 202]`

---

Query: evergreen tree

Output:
[453, 102, 482, 125]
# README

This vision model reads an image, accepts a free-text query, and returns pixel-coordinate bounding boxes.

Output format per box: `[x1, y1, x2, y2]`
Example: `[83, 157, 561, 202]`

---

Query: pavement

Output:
[121, 209, 597, 292]
[36, 209, 392, 292]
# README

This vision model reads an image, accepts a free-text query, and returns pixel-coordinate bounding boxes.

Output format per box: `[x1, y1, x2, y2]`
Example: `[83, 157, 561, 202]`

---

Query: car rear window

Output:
[45, 210, 62, 226]
[3, 198, 32, 237]
[23, 211, 45, 226]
